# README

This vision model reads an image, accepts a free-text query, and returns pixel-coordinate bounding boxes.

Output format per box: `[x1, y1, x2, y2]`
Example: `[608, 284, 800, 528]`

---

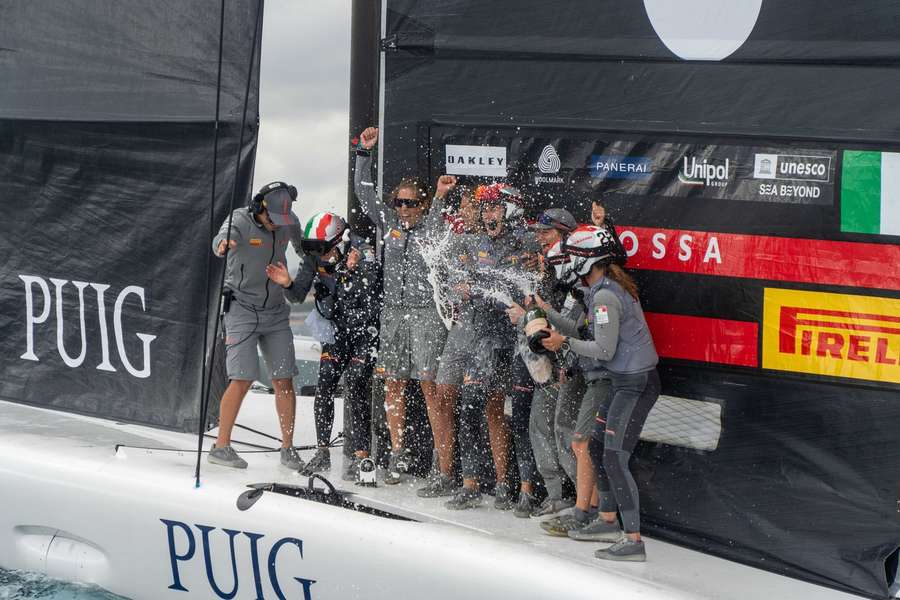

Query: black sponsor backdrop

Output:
[375, 2, 900, 597]
[0, 0, 262, 432]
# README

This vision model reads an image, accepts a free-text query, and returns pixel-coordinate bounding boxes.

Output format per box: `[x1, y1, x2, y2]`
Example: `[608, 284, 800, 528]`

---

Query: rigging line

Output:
[194, 0, 226, 486]
[235, 423, 346, 448]
[194, 0, 264, 489]
[115, 436, 326, 455]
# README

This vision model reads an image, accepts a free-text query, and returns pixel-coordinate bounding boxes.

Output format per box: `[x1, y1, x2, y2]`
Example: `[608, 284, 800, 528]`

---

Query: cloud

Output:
[254, 2, 352, 223]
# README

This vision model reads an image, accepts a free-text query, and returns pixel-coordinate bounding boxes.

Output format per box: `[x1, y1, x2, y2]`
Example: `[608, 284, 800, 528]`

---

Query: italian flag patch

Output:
[594, 305, 609, 325]
[841, 150, 900, 236]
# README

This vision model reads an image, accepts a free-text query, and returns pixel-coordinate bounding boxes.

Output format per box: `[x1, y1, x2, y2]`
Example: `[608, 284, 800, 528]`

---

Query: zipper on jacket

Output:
[238, 264, 245, 290]
[262, 230, 275, 308]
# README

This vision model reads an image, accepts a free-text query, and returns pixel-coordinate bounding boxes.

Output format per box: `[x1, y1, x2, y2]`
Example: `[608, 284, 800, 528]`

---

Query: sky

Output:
[254, 1, 353, 226]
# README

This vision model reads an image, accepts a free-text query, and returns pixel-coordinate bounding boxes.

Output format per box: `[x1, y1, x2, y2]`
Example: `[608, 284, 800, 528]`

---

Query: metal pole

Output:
[347, 0, 382, 240]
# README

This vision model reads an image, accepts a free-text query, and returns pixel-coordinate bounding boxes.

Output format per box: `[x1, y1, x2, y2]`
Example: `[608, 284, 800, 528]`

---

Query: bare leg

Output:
[485, 391, 510, 484]
[384, 378, 408, 451]
[216, 379, 252, 447]
[572, 438, 596, 512]
[272, 377, 296, 448]
[426, 382, 457, 475]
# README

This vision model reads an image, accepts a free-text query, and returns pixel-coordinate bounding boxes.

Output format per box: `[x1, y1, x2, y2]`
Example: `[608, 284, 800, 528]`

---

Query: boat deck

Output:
[0, 394, 863, 600]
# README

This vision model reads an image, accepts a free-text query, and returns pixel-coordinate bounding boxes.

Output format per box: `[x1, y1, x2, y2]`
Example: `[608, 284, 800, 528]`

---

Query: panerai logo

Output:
[679, 156, 730, 188]
[19, 275, 157, 378]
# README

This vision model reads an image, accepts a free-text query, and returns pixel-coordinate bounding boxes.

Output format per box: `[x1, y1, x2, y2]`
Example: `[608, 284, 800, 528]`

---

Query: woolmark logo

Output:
[753, 153, 833, 183]
[762, 288, 900, 385]
[538, 145, 561, 174]
[445, 144, 507, 177]
[679, 156, 730, 187]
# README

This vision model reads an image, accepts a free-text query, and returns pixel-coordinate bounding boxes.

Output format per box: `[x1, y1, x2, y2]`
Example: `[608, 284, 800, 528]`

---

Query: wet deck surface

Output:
[0, 396, 863, 600]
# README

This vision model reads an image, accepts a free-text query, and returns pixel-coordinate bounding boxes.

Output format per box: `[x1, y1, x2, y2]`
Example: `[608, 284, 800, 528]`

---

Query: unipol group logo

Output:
[679, 155, 730, 188]
[19, 274, 157, 378]
[643, 0, 763, 61]
[762, 288, 900, 385]
[534, 144, 564, 184]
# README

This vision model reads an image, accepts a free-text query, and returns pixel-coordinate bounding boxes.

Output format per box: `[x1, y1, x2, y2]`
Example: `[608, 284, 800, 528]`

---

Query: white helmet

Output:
[300, 212, 348, 257]
[545, 240, 577, 287]
[564, 225, 618, 278]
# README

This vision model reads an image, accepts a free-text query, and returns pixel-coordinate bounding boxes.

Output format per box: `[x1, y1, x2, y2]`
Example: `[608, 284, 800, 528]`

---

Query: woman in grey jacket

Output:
[539, 224, 660, 563]
[353, 127, 454, 484]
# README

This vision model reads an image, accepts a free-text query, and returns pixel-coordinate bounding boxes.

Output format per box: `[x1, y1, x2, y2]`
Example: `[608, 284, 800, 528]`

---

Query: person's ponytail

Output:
[606, 263, 639, 300]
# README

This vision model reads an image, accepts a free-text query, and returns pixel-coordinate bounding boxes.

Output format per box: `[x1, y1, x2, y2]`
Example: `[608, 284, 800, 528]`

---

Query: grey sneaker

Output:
[540, 514, 588, 537]
[568, 516, 622, 542]
[207, 444, 247, 469]
[513, 491, 539, 518]
[531, 497, 574, 518]
[417, 473, 456, 498]
[594, 538, 646, 562]
[493, 483, 513, 510]
[342, 455, 362, 482]
[280, 447, 305, 470]
[300, 447, 331, 476]
[444, 487, 482, 510]
[383, 448, 409, 485]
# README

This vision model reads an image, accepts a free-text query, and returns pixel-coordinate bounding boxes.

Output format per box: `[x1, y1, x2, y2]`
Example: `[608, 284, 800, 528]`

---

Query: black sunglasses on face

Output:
[395, 198, 423, 208]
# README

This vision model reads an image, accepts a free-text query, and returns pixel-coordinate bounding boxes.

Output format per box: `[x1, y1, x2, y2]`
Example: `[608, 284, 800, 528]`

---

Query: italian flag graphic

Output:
[840, 150, 900, 236]
[304, 212, 333, 239]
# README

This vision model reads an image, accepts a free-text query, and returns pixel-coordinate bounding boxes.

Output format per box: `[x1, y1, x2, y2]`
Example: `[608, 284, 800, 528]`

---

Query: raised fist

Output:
[435, 175, 457, 198]
[359, 127, 379, 150]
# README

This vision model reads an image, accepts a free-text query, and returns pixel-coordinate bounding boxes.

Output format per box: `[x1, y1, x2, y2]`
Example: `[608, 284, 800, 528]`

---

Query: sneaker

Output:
[444, 487, 482, 510]
[568, 516, 622, 542]
[280, 447, 305, 471]
[594, 538, 646, 562]
[207, 444, 247, 469]
[417, 473, 456, 498]
[342, 455, 362, 482]
[531, 497, 574, 518]
[493, 483, 513, 510]
[383, 448, 408, 485]
[299, 447, 331, 476]
[540, 514, 588, 537]
[513, 491, 539, 518]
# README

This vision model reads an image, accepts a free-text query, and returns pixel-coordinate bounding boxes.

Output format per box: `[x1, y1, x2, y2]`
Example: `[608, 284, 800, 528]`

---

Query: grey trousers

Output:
[529, 370, 584, 500]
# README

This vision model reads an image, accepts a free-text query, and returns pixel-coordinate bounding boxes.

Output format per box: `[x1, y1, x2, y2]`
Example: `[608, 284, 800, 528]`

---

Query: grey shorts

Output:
[435, 323, 471, 385]
[377, 305, 448, 382]
[224, 301, 297, 382]
[575, 378, 611, 440]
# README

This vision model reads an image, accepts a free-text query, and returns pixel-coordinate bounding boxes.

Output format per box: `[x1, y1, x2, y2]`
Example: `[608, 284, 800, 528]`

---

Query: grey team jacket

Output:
[353, 152, 446, 311]
[545, 276, 658, 379]
[212, 208, 317, 310]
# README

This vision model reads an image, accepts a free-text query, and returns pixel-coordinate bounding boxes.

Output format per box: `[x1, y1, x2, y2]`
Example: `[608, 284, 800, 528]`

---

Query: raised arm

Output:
[425, 174, 457, 232]
[353, 127, 388, 229]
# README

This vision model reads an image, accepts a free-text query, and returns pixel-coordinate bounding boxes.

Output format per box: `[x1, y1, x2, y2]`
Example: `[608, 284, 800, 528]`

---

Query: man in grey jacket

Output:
[209, 181, 310, 470]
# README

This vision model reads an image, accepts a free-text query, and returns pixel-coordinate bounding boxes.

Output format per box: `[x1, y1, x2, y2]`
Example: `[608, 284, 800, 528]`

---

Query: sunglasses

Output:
[535, 212, 572, 231]
[394, 198, 423, 208]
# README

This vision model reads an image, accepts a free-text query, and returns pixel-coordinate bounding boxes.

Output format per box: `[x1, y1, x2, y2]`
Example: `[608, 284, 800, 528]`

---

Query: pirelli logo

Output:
[763, 288, 900, 384]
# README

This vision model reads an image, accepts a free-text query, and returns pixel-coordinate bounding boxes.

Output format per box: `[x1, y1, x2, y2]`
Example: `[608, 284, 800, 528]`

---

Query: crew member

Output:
[268, 212, 382, 481]
[540, 225, 660, 562]
[209, 182, 305, 470]
[353, 127, 453, 484]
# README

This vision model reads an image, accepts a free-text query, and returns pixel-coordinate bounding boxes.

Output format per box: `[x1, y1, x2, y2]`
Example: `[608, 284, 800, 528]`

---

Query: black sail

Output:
[0, 0, 263, 432]
[364, 1, 900, 598]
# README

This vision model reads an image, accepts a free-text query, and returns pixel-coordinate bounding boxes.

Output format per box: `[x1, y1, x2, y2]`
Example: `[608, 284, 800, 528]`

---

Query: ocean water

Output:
[0, 569, 126, 600]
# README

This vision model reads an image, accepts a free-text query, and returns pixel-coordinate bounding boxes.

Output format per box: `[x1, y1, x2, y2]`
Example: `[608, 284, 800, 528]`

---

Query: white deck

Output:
[0, 394, 865, 600]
